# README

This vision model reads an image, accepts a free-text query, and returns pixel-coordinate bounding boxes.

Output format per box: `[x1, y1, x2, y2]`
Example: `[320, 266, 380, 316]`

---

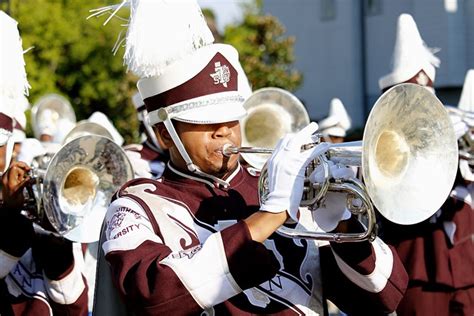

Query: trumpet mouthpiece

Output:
[222, 144, 237, 157]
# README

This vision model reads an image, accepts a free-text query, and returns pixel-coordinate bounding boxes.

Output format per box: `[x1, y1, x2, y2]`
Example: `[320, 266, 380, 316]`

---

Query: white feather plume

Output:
[124, 0, 215, 78]
[0, 11, 30, 103]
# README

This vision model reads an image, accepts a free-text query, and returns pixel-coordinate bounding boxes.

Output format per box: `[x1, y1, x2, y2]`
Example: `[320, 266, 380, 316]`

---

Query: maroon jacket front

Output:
[101, 164, 408, 315]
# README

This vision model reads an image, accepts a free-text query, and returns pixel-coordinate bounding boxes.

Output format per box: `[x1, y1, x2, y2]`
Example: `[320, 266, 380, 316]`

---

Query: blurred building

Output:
[263, 0, 474, 131]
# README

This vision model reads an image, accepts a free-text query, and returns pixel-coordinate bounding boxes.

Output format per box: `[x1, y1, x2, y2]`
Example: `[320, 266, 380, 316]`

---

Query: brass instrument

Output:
[224, 83, 459, 242]
[62, 121, 114, 145]
[239, 87, 309, 169]
[31, 94, 76, 140]
[24, 135, 134, 243]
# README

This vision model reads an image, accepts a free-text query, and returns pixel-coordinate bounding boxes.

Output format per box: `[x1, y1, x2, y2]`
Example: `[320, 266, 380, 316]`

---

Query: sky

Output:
[197, 0, 249, 31]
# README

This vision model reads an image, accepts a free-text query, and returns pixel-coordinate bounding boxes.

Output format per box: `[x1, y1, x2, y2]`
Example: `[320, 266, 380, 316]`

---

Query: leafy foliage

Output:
[1, 0, 301, 143]
[3, 0, 139, 143]
[222, 0, 302, 91]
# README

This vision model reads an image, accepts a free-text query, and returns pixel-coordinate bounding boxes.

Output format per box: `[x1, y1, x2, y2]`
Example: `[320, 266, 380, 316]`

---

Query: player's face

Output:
[170, 121, 241, 178]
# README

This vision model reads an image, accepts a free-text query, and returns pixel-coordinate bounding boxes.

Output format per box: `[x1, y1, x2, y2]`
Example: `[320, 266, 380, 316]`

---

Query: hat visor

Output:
[173, 101, 247, 124]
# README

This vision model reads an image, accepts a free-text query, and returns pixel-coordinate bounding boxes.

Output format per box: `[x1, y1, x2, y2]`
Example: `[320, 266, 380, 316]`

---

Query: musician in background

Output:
[93, 1, 408, 314]
[458, 69, 474, 184]
[377, 14, 473, 315]
[88, 111, 124, 146]
[317, 98, 351, 144]
[123, 92, 168, 179]
[0, 11, 88, 315]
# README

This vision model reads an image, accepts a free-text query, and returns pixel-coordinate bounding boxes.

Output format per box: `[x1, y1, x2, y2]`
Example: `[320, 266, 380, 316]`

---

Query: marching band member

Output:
[123, 92, 168, 179]
[458, 69, 474, 183]
[88, 111, 124, 146]
[93, 1, 408, 314]
[317, 98, 351, 144]
[378, 14, 473, 315]
[378, 14, 440, 94]
[0, 11, 88, 315]
[31, 94, 76, 157]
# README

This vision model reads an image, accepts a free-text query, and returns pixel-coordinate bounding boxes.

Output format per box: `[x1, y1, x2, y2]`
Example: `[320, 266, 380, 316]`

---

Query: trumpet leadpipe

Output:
[222, 141, 363, 167]
[222, 144, 273, 157]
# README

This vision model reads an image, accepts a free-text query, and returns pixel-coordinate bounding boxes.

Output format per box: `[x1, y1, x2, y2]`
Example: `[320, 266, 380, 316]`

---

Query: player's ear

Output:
[155, 123, 173, 149]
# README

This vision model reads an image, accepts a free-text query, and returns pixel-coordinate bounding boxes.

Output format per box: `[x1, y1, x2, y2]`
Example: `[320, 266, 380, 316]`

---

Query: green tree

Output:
[3, 0, 139, 143]
[222, 0, 302, 91]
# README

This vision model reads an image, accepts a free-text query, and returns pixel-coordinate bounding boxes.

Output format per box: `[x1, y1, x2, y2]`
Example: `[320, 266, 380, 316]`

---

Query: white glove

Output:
[449, 112, 469, 140]
[260, 122, 330, 221]
[309, 161, 355, 232]
[125, 151, 151, 178]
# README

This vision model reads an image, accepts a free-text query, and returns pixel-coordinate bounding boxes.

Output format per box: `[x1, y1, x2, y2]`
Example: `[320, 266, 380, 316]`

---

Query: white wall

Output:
[263, 0, 366, 127]
[263, 0, 473, 128]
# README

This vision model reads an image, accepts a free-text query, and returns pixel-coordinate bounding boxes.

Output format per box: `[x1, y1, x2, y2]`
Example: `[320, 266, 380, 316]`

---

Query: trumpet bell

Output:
[42, 135, 134, 242]
[241, 87, 309, 169]
[62, 121, 114, 145]
[363, 83, 458, 225]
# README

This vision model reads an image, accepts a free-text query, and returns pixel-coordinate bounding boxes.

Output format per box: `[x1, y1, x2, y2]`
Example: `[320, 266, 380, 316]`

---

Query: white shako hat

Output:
[0, 11, 30, 172]
[458, 69, 474, 113]
[138, 43, 249, 126]
[116, 0, 250, 186]
[318, 98, 351, 138]
[88, 111, 124, 146]
[131, 91, 163, 152]
[132, 92, 146, 121]
[379, 14, 440, 92]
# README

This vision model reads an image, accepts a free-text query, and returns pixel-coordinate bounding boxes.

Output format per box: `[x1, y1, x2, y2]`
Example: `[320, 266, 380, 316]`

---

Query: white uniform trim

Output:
[167, 162, 242, 188]
[103, 197, 164, 254]
[0, 249, 19, 278]
[331, 237, 393, 293]
[161, 232, 242, 309]
[451, 185, 472, 206]
[43, 260, 85, 305]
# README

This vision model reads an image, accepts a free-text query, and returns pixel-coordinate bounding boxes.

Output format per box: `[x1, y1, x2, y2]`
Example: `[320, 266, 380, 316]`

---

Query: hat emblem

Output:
[210, 61, 231, 88]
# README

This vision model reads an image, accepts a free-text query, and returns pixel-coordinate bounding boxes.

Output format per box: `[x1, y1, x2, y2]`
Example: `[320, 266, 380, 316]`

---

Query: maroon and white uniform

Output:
[0, 213, 88, 316]
[124, 141, 167, 179]
[102, 163, 407, 315]
[381, 180, 474, 315]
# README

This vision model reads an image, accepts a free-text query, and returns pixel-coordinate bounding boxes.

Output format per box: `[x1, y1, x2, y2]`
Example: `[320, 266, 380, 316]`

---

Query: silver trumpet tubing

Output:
[446, 106, 474, 162]
[23, 135, 134, 243]
[226, 83, 459, 242]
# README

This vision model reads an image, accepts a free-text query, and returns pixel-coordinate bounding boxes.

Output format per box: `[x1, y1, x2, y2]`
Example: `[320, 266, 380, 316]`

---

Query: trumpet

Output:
[225, 84, 459, 242]
[23, 134, 134, 243]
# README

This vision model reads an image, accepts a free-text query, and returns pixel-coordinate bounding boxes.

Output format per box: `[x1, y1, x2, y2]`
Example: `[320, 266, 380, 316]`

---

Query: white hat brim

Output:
[173, 100, 247, 124]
